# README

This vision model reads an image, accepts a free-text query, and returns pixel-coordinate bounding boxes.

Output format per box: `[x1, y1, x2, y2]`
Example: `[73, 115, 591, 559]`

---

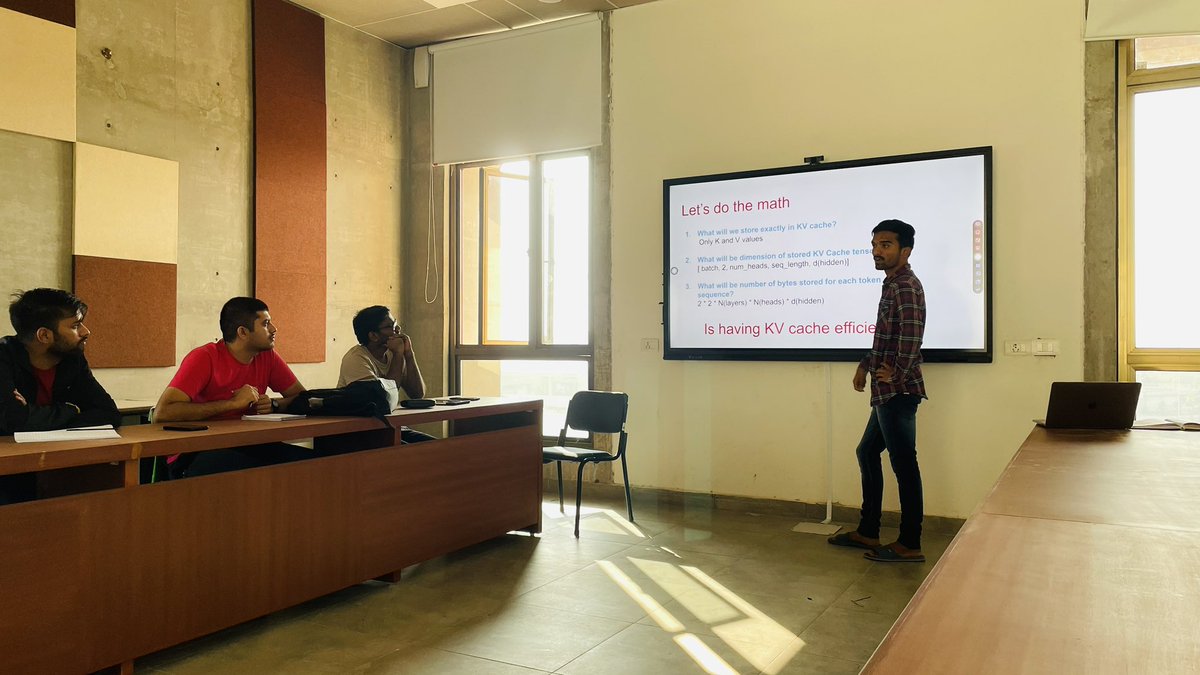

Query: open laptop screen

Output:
[1036, 382, 1142, 430]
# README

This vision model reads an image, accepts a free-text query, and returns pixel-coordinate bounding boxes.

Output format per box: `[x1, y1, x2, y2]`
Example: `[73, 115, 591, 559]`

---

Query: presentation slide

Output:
[663, 148, 991, 362]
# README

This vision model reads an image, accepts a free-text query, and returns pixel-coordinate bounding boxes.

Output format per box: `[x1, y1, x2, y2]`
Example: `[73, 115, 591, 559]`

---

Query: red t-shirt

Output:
[167, 341, 298, 420]
[33, 366, 56, 406]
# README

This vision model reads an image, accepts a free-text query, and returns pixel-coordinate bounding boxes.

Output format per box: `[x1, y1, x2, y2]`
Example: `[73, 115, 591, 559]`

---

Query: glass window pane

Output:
[458, 167, 481, 346]
[1132, 85, 1200, 348]
[1135, 370, 1200, 420]
[1134, 36, 1200, 71]
[541, 155, 590, 345]
[459, 359, 589, 438]
[483, 161, 529, 344]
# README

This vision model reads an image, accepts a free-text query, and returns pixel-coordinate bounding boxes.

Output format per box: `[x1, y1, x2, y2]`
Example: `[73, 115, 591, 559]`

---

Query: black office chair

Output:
[543, 390, 632, 537]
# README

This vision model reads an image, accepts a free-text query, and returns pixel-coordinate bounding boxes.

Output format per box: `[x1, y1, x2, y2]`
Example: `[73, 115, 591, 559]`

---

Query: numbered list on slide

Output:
[669, 194, 883, 349]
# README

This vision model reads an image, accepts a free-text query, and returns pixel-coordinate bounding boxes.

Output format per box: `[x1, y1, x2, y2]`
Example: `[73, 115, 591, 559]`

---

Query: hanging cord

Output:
[424, 86, 440, 304]
[424, 162, 440, 304]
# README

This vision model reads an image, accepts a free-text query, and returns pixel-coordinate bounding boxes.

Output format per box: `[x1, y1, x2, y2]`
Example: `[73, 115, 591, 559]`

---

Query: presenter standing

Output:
[827, 219, 928, 562]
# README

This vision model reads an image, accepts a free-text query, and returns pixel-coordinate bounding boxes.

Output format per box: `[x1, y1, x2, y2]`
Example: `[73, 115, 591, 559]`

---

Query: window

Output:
[1120, 38, 1200, 417]
[1132, 36, 1200, 72]
[453, 152, 592, 438]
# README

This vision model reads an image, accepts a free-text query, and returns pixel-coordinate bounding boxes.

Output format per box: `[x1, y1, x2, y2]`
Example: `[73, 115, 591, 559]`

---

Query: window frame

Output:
[1118, 39, 1200, 381]
[449, 151, 595, 440]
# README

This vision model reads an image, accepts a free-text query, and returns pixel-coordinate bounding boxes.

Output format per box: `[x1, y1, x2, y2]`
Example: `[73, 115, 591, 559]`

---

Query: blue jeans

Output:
[855, 394, 923, 549]
[171, 442, 333, 479]
[400, 427, 436, 443]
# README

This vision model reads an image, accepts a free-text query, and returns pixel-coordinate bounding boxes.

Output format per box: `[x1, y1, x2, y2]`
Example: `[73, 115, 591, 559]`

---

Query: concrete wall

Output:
[609, 0, 1087, 518]
[0, 134, 73, 296]
[0, 0, 407, 398]
[322, 20, 407, 390]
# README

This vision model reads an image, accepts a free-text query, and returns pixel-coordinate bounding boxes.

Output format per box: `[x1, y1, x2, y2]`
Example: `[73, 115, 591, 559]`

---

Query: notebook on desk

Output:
[1034, 381, 1141, 430]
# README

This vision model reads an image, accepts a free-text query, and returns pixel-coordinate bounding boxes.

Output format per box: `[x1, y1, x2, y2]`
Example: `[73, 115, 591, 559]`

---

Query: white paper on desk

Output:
[14, 424, 121, 443]
[1133, 418, 1200, 431]
[241, 413, 307, 421]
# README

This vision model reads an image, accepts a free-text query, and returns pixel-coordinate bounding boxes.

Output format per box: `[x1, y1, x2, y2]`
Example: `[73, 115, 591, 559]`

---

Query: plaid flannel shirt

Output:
[859, 264, 926, 406]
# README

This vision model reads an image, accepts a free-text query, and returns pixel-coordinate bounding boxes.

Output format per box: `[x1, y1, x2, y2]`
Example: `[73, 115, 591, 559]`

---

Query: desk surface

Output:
[864, 427, 1200, 674]
[0, 397, 541, 476]
[981, 427, 1200, 532]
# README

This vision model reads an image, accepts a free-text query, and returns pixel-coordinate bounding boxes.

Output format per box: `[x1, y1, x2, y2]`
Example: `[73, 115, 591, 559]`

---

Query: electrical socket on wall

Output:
[1005, 340, 1031, 356]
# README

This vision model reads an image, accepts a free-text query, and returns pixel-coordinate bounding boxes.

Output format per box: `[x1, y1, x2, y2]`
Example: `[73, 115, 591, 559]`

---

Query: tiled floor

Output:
[139, 495, 954, 674]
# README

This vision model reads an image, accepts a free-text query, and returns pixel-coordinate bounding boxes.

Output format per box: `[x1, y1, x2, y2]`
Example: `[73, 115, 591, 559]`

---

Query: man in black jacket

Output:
[0, 288, 120, 504]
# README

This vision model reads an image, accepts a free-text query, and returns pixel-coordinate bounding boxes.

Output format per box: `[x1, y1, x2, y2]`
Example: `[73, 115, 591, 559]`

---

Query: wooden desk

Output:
[0, 398, 542, 674]
[864, 428, 1200, 674]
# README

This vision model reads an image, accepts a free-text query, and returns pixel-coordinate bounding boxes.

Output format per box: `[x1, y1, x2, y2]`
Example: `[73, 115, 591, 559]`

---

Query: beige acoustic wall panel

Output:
[73, 143, 179, 368]
[0, 7, 75, 142]
[74, 143, 179, 264]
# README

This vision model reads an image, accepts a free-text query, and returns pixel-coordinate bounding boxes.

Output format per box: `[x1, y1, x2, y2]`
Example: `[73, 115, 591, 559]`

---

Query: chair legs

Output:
[574, 461, 587, 537]
[555, 461, 564, 513]
[621, 456, 634, 523]
[556, 458, 632, 537]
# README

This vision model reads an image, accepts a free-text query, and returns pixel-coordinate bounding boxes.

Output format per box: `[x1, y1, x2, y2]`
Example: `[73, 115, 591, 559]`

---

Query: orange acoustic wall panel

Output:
[253, 0, 326, 363]
[73, 256, 177, 368]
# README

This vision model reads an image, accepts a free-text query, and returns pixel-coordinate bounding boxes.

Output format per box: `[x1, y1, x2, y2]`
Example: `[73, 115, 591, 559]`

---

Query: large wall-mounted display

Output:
[663, 147, 992, 363]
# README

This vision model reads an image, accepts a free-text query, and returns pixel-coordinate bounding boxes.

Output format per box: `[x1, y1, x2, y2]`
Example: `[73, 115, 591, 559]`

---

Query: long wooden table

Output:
[0, 398, 543, 674]
[864, 427, 1200, 673]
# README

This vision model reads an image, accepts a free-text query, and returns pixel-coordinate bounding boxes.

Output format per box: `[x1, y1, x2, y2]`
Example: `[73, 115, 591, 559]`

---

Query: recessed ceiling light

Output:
[538, 0, 564, 3]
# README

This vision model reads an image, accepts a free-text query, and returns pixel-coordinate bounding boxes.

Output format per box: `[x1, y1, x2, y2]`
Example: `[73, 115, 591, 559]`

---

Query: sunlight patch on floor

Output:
[542, 504, 647, 538]
[597, 554, 807, 674]
[673, 632, 739, 675]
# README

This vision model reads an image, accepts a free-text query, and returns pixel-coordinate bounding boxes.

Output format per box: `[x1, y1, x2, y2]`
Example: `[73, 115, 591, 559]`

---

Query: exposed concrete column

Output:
[402, 50, 449, 398]
[1083, 40, 1118, 382]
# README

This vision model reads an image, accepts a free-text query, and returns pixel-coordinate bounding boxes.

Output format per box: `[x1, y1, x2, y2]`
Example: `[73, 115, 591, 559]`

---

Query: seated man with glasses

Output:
[338, 305, 433, 442]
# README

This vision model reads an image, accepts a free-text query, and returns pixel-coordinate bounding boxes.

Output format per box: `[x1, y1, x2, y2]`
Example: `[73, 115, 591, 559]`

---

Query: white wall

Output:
[609, 0, 1086, 518]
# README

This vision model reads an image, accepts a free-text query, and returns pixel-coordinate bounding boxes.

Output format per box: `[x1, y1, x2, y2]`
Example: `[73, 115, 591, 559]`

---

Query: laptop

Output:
[1035, 381, 1142, 430]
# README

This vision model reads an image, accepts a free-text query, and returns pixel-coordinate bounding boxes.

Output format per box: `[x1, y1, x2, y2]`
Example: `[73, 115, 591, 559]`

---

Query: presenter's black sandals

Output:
[827, 532, 879, 550]
[864, 543, 926, 563]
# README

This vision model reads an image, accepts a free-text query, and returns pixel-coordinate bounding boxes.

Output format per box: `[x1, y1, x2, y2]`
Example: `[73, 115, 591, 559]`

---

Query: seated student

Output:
[154, 297, 314, 477]
[338, 305, 433, 443]
[0, 289, 121, 504]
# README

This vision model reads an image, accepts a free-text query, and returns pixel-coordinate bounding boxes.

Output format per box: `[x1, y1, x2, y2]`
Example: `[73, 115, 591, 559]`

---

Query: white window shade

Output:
[1085, 0, 1200, 40]
[430, 14, 601, 165]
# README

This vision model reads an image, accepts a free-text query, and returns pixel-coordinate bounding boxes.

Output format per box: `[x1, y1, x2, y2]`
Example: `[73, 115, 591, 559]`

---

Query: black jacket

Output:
[0, 336, 121, 434]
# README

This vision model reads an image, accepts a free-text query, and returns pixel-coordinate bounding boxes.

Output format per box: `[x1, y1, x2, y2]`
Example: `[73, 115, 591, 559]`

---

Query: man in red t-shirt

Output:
[154, 297, 311, 477]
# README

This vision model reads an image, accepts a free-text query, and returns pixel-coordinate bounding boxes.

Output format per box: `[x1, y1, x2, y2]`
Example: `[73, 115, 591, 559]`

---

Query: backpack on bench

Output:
[285, 379, 397, 422]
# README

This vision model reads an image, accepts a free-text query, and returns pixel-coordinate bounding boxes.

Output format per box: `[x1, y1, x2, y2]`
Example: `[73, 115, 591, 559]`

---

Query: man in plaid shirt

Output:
[828, 219, 928, 562]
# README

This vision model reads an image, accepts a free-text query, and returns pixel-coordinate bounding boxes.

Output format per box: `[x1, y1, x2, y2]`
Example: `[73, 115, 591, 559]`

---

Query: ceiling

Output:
[289, 0, 660, 49]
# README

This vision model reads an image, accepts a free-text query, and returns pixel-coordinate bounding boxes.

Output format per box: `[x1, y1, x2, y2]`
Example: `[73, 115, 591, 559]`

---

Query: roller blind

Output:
[430, 14, 601, 165]
[1085, 0, 1200, 40]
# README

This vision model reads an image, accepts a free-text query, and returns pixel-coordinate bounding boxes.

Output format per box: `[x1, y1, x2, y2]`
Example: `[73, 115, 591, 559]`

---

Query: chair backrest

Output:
[562, 390, 628, 437]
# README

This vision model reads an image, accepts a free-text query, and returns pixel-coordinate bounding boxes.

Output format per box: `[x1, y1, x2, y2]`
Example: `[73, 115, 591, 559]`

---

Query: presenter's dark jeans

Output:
[855, 394, 923, 550]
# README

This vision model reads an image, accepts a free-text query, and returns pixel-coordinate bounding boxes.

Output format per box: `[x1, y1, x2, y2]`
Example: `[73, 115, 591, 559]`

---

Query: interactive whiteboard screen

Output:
[663, 147, 991, 362]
